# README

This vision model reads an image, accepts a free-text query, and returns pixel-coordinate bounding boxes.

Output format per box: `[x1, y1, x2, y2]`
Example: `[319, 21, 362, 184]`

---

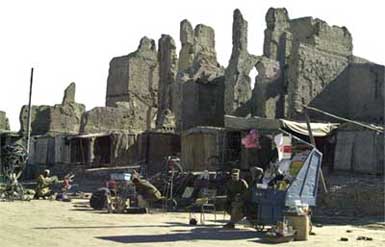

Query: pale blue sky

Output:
[1, 0, 384, 130]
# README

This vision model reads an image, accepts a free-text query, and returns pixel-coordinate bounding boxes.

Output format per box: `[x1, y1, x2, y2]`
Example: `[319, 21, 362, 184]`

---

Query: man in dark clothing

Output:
[224, 168, 249, 213]
[223, 168, 249, 229]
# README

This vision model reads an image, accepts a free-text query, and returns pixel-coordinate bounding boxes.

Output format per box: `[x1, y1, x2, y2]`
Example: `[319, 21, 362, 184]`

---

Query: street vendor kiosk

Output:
[249, 146, 322, 232]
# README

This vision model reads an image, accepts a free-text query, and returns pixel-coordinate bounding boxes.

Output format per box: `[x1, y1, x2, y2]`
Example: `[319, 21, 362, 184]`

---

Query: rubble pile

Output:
[316, 174, 385, 217]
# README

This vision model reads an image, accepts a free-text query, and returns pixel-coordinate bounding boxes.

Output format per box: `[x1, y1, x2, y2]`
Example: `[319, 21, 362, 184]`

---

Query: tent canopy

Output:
[280, 119, 339, 137]
[224, 115, 339, 137]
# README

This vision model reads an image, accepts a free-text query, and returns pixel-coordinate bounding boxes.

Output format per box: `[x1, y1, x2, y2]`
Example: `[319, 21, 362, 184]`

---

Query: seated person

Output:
[223, 168, 248, 229]
[132, 177, 162, 208]
[224, 167, 265, 229]
[34, 169, 59, 199]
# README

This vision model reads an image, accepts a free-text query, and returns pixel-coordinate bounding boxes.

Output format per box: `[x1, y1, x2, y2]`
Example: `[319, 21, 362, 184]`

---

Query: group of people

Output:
[34, 169, 74, 199]
[35, 164, 282, 230]
[35, 168, 163, 207]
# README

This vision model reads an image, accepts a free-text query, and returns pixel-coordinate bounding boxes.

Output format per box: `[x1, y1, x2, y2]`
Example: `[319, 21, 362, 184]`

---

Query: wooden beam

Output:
[304, 109, 328, 193]
[26, 68, 34, 156]
[304, 105, 383, 133]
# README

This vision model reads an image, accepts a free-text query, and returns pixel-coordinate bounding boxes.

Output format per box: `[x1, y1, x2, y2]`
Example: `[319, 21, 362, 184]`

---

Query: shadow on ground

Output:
[33, 222, 190, 230]
[96, 227, 261, 244]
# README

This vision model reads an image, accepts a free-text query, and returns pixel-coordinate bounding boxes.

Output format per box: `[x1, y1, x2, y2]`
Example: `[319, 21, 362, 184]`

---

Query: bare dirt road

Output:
[0, 199, 384, 247]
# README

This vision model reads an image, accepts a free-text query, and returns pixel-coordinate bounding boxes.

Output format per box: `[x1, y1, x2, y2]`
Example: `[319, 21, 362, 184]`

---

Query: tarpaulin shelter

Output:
[224, 115, 339, 137]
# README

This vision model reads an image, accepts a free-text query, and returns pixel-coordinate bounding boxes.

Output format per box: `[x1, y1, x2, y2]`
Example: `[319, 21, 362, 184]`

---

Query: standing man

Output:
[223, 168, 248, 229]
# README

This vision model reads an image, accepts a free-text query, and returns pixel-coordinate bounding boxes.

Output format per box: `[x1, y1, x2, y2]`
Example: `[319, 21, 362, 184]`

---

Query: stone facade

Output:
[224, 9, 258, 116]
[173, 20, 225, 131]
[287, 43, 349, 116]
[0, 111, 10, 130]
[156, 34, 178, 129]
[19, 83, 85, 136]
[80, 104, 141, 134]
[263, 8, 290, 61]
[181, 77, 225, 130]
[254, 7, 364, 120]
[62, 82, 76, 105]
[106, 37, 159, 130]
[253, 57, 282, 118]
[309, 62, 385, 124]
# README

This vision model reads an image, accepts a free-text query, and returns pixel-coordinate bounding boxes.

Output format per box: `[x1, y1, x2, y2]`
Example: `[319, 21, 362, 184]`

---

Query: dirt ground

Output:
[0, 199, 384, 247]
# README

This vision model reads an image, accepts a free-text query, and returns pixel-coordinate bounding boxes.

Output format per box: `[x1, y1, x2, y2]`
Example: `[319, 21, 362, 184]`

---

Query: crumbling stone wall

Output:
[253, 57, 282, 118]
[156, 34, 178, 129]
[171, 20, 225, 131]
[289, 17, 352, 57]
[80, 103, 141, 134]
[182, 77, 225, 130]
[177, 20, 223, 80]
[287, 43, 349, 116]
[19, 83, 85, 136]
[309, 62, 385, 124]
[20, 105, 50, 135]
[106, 37, 159, 130]
[0, 111, 10, 130]
[346, 63, 384, 123]
[263, 8, 290, 61]
[224, 9, 258, 116]
[255, 7, 355, 119]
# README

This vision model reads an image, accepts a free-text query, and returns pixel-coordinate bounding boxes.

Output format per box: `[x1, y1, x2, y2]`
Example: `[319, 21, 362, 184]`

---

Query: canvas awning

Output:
[224, 115, 339, 137]
[280, 119, 339, 137]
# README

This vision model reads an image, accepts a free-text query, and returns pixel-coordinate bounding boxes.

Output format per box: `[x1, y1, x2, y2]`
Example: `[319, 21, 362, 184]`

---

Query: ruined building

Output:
[156, 34, 178, 130]
[21, 7, 383, 138]
[176, 20, 225, 131]
[0, 111, 10, 131]
[19, 83, 85, 136]
[224, 9, 259, 116]
[106, 37, 159, 131]
[18, 7, 383, 175]
[101, 8, 383, 134]
[254, 8, 384, 123]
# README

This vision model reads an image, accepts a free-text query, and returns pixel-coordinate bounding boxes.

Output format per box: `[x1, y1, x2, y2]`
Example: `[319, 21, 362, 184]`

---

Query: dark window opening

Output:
[225, 131, 242, 163]
[94, 136, 111, 166]
[70, 138, 90, 164]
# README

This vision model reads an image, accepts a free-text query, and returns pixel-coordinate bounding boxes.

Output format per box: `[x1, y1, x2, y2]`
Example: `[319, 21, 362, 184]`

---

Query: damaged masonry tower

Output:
[224, 9, 258, 116]
[106, 37, 159, 131]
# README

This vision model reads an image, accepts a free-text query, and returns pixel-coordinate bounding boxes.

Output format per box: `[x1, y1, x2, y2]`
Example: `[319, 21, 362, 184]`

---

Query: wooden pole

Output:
[26, 68, 34, 156]
[304, 109, 328, 193]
